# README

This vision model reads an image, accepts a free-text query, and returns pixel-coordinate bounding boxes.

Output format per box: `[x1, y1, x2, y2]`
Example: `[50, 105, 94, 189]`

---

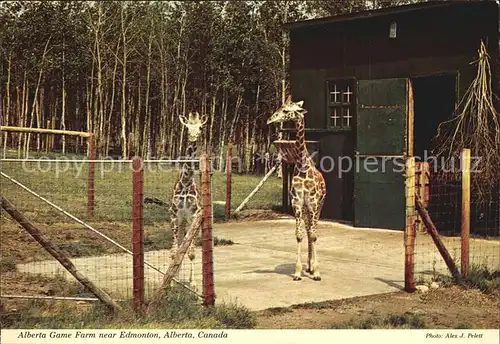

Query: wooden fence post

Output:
[225, 144, 232, 219]
[201, 155, 215, 306]
[87, 134, 95, 217]
[132, 157, 145, 313]
[405, 157, 416, 292]
[461, 148, 471, 279]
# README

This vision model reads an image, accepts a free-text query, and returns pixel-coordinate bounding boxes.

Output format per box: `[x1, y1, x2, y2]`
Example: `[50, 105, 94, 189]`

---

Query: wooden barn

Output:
[279, 0, 499, 230]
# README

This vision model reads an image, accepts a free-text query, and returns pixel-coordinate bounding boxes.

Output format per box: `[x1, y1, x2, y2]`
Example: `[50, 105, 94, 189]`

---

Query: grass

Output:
[1, 154, 267, 264]
[0, 256, 17, 273]
[459, 265, 500, 293]
[1, 284, 256, 330]
[453, 322, 473, 329]
[430, 264, 500, 294]
[1, 272, 92, 301]
[292, 300, 333, 310]
[58, 242, 109, 258]
[262, 307, 293, 316]
[0, 157, 282, 224]
[330, 312, 428, 329]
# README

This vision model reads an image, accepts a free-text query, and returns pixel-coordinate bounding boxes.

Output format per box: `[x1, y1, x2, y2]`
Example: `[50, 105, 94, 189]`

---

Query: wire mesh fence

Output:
[412, 157, 500, 284]
[140, 159, 204, 299]
[0, 156, 211, 310]
[413, 166, 462, 282]
[1, 160, 135, 302]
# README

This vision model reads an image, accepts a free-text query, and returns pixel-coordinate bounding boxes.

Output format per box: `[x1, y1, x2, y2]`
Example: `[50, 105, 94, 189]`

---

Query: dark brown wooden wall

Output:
[290, 2, 498, 83]
[287, 1, 499, 222]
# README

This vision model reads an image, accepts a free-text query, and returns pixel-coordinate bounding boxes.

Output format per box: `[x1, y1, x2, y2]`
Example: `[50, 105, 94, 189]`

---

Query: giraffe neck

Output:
[179, 141, 198, 187]
[186, 141, 198, 160]
[295, 117, 311, 170]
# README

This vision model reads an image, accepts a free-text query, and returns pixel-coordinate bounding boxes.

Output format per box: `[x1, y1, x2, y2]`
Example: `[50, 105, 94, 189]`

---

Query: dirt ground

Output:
[254, 285, 500, 329]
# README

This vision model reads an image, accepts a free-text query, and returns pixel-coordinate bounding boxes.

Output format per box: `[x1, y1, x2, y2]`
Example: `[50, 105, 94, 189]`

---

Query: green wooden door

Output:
[354, 78, 411, 230]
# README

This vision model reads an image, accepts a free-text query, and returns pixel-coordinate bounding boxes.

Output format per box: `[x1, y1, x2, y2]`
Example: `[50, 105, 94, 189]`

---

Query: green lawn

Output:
[0, 158, 282, 224]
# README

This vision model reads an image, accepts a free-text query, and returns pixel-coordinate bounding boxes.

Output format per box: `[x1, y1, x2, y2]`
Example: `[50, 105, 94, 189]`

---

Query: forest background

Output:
[1, 0, 436, 172]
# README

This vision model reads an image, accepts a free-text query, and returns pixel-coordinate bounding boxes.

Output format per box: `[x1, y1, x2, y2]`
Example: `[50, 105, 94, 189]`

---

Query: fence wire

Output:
[0, 157, 206, 307]
[141, 160, 204, 299]
[413, 163, 500, 283]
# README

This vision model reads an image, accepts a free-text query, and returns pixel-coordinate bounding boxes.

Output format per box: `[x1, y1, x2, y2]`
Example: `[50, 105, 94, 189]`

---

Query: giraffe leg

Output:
[309, 200, 324, 281]
[291, 198, 305, 281]
[303, 207, 313, 274]
[307, 234, 313, 274]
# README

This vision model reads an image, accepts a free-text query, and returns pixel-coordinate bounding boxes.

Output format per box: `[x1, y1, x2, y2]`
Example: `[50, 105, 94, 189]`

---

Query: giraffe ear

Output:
[200, 114, 208, 125]
[296, 100, 304, 108]
[179, 114, 187, 125]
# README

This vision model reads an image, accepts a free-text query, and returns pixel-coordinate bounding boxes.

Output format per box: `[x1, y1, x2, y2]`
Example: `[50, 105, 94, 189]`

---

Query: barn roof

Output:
[284, 0, 498, 30]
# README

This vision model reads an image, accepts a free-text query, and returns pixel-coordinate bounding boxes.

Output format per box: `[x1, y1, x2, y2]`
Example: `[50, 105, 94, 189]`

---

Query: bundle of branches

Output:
[434, 41, 500, 203]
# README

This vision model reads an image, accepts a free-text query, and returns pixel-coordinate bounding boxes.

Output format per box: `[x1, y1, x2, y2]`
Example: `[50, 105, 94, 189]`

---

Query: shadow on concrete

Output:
[249, 263, 295, 277]
[374, 277, 405, 290]
[249, 263, 320, 281]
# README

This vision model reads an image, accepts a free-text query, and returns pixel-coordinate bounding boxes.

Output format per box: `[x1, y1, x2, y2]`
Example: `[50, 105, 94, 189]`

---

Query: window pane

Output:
[343, 85, 353, 105]
[330, 108, 341, 127]
[329, 83, 341, 103]
[343, 107, 353, 127]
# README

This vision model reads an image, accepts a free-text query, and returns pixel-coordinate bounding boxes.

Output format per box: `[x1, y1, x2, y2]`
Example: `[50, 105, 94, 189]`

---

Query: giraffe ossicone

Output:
[267, 97, 327, 281]
[168, 111, 206, 290]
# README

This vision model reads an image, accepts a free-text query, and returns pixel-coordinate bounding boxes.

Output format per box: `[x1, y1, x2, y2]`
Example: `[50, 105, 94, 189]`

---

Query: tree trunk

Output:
[120, 4, 128, 158]
[157, 42, 169, 157]
[219, 91, 228, 171]
[177, 66, 188, 157]
[135, 76, 142, 156]
[61, 38, 67, 154]
[2, 54, 12, 158]
[143, 31, 153, 159]
[19, 76, 28, 158]
[95, 4, 105, 156]
[208, 94, 216, 156]
[105, 41, 120, 156]
[25, 38, 50, 157]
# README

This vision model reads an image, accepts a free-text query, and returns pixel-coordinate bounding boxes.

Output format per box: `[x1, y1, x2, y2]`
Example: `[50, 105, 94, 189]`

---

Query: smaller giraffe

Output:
[267, 97, 326, 281]
[169, 112, 207, 290]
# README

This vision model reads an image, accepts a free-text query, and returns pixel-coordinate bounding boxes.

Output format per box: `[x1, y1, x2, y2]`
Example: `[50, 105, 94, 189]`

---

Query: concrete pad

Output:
[16, 219, 500, 311]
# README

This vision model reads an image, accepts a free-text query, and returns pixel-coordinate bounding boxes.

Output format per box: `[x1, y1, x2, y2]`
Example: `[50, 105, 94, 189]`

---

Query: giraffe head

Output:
[179, 112, 207, 142]
[266, 96, 308, 125]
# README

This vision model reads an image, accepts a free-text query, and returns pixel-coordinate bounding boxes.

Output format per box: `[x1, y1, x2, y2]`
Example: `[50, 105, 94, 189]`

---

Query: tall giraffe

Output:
[267, 97, 326, 281]
[169, 112, 207, 289]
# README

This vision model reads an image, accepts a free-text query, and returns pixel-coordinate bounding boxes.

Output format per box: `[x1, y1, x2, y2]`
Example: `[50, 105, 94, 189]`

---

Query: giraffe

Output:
[267, 97, 327, 281]
[169, 111, 207, 290]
